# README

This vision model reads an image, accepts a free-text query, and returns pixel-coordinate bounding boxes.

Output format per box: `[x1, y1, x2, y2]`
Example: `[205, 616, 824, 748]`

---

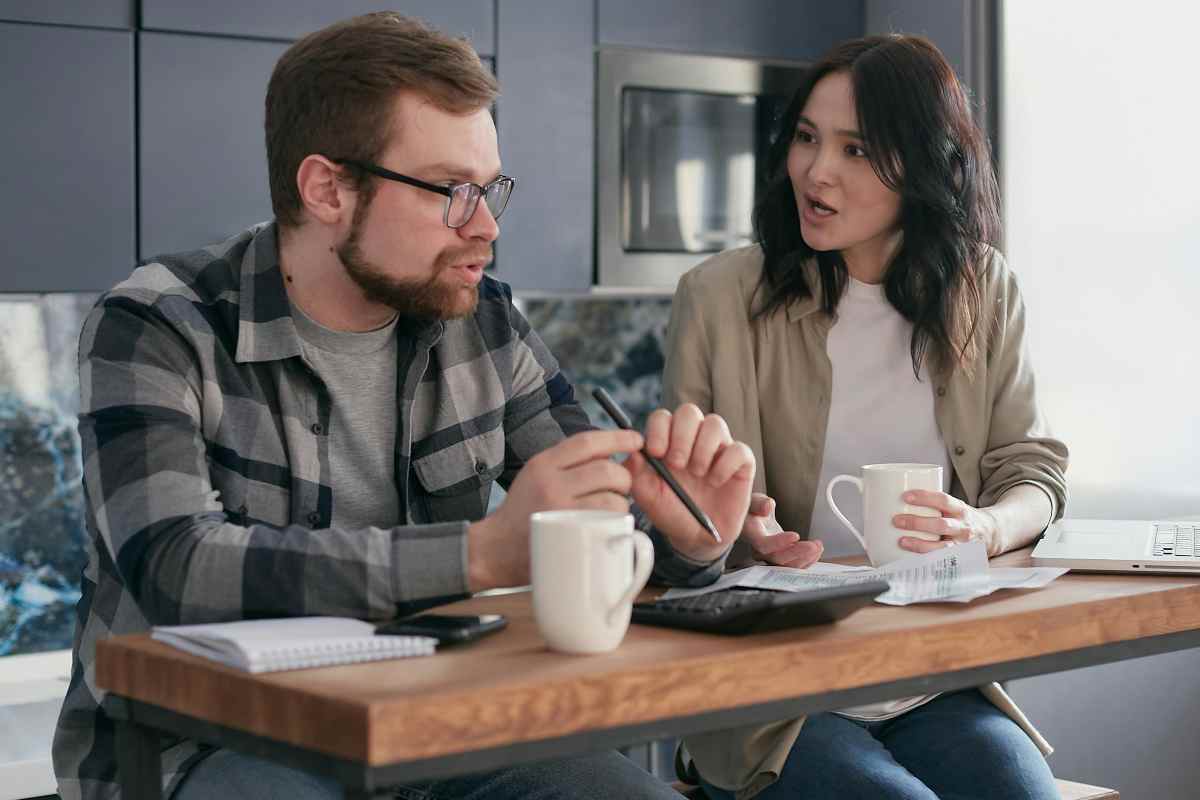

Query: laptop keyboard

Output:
[1152, 523, 1199, 558]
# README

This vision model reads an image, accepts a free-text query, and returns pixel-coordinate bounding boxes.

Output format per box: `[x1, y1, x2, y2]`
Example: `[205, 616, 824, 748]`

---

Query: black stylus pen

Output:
[592, 387, 722, 543]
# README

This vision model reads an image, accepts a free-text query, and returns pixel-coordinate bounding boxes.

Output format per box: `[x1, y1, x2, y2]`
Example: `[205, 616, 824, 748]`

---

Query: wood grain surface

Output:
[96, 550, 1200, 766]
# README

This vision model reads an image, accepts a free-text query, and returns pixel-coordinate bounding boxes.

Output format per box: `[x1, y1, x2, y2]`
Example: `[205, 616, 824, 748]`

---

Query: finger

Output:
[687, 414, 732, 477]
[624, 451, 664, 502]
[643, 409, 673, 459]
[748, 492, 772, 516]
[704, 441, 756, 487]
[546, 429, 644, 469]
[902, 490, 963, 516]
[771, 540, 825, 568]
[664, 404, 704, 470]
[565, 459, 634, 499]
[750, 530, 802, 555]
[575, 491, 633, 513]
[893, 514, 953, 537]
[898, 536, 954, 554]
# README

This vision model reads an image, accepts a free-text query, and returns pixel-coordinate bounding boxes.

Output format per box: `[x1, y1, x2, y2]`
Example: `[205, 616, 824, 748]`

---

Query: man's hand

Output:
[468, 429, 644, 591]
[741, 493, 824, 568]
[626, 404, 755, 563]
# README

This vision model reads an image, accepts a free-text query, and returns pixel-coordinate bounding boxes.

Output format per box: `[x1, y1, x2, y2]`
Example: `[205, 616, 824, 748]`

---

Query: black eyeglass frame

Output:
[332, 158, 515, 229]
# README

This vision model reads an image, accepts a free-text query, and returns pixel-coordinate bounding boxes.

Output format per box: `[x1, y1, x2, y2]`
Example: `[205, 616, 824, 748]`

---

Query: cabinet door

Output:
[0, 0, 133, 29]
[598, 0, 863, 61]
[0, 23, 135, 292]
[138, 32, 287, 258]
[141, 0, 495, 54]
[494, 0, 593, 292]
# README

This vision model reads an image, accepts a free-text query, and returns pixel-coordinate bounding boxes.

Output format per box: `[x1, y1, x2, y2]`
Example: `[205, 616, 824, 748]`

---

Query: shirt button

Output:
[954, 445, 966, 456]
[474, 459, 488, 475]
[307, 511, 321, 526]
[311, 423, 324, 435]
[936, 386, 947, 397]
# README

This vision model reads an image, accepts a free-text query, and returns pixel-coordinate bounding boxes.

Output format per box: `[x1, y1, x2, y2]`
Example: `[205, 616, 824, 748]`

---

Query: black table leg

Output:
[116, 719, 163, 800]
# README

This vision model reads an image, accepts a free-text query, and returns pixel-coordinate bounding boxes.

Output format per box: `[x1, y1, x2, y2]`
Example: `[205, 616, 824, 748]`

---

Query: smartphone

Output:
[375, 613, 507, 645]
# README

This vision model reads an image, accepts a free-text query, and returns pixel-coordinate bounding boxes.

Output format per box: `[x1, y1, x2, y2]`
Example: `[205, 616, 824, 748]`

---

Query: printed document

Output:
[661, 541, 1066, 605]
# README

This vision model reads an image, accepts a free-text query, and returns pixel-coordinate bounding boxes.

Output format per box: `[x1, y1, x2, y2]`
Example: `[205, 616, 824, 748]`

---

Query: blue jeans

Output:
[171, 747, 684, 800]
[700, 690, 1058, 800]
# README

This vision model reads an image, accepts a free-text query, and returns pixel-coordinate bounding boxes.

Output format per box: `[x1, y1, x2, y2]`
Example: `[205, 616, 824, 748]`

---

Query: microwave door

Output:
[621, 89, 758, 256]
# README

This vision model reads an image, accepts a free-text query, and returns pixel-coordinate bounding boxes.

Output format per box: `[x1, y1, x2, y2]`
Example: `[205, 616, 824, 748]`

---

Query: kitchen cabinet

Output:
[0, 0, 133, 29]
[141, 0, 495, 54]
[493, 0, 594, 291]
[598, 0, 864, 62]
[138, 32, 287, 258]
[0, 22, 135, 292]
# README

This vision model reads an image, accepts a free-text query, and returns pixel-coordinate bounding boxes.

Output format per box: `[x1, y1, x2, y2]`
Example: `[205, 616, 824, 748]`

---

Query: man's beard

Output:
[337, 199, 489, 321]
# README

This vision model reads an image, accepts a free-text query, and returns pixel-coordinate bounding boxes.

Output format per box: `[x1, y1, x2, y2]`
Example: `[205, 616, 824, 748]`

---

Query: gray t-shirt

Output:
[291, 301, 401, 530]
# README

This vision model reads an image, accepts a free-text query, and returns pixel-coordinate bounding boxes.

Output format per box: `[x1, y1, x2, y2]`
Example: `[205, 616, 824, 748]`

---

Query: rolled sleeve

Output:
[977, 260, 1069, 515]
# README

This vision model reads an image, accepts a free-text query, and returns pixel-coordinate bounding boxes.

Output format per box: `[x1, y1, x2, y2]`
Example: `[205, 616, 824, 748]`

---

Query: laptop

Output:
[1031, 518, 1200, 574]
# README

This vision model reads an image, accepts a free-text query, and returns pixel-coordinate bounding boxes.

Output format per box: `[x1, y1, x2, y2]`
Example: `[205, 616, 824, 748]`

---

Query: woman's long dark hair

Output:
[753, 34, 1000, 377]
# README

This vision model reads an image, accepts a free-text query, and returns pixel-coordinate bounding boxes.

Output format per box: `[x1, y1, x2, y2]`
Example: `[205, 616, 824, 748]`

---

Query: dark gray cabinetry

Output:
[865, 0, 998, 160]
[494, 0, 593, 291]
[598, 0, 864, 61]
[138, 32, 287, 259]
[0, 0, 133, 29]
[0, 22, 135, 292]
[141, 0, 495, 54]
[867, 0, 967, 76]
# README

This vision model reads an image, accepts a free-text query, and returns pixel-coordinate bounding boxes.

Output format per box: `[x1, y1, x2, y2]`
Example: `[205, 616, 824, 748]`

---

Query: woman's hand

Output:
[893, 490, 1001, 556]
[741, 493, 824, 568]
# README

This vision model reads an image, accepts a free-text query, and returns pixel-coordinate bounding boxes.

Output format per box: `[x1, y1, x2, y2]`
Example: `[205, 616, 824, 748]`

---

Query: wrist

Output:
[467, 516, 500, 592]
[978, 507, 1005, 556]
[672, 536, 734, 566]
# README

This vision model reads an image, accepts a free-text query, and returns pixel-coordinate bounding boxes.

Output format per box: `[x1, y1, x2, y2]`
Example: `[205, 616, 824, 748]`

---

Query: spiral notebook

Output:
[151, 616, 437, 673]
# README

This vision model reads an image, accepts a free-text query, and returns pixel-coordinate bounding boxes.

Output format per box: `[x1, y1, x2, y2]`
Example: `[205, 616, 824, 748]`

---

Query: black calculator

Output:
[632, 581, 890, 635]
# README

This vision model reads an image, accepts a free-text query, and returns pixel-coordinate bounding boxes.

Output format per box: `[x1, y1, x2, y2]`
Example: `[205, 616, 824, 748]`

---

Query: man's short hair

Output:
[265, 12, 498, 229]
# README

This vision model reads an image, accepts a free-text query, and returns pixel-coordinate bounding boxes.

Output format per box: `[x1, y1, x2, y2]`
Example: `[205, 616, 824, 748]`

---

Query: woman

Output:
[662, 35, 1068, 800]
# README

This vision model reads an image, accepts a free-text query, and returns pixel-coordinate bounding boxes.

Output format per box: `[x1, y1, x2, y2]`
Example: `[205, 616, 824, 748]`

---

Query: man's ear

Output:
[295, 154, 353, 226]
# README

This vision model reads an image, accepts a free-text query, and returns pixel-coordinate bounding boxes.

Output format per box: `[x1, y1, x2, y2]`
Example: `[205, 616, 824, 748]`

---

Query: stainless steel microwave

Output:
[595, 47, 808, 289]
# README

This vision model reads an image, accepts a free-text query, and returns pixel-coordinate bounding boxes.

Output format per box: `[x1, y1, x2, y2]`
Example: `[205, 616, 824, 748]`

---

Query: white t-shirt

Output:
[810, 276, 952, 721]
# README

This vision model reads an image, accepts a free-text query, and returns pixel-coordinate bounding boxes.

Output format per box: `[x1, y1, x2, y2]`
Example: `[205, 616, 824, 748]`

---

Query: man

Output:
[53, 12, 754, 800]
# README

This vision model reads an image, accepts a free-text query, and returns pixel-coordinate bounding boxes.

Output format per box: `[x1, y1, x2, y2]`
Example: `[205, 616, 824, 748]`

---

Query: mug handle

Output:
[608, 530, 655, 625]
[825, 474, 869, 554]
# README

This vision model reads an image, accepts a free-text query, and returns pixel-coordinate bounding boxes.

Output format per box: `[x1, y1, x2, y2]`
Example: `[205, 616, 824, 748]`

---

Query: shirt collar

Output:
[785, 259, 826, 322]
[233, 222, 446, 362]
[235, 222, 304, 363]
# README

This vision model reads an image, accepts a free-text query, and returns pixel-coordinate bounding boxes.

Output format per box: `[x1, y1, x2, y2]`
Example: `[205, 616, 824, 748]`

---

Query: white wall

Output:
[1003, 1, 1200, 518]
[1003, 3, 1200, 798]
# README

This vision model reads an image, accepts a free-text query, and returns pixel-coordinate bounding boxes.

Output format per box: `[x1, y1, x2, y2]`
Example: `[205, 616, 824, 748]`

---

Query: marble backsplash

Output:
[0, 291, 674, 656]
[0, 294, 96, 656]
[520, 296, 673, 432]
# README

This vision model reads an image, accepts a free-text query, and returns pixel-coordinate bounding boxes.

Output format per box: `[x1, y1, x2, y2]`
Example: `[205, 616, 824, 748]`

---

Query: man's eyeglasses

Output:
[333, 158, 515, 229]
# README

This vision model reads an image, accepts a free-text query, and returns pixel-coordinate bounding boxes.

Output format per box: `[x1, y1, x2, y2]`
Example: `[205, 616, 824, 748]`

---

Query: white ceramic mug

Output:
[530, 510, 654, 654]
[825, 463, 944, 566]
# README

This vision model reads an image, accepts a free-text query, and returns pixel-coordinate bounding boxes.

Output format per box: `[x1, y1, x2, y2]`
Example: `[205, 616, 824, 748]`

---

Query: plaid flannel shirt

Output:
[53, 222, 723, 800]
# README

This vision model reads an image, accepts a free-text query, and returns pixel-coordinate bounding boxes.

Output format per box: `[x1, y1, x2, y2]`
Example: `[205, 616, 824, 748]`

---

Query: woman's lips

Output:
[802, 195, 838, 225]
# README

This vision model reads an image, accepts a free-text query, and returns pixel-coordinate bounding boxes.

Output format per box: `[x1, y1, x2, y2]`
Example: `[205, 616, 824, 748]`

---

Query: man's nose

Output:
[459, 198, 500, 243]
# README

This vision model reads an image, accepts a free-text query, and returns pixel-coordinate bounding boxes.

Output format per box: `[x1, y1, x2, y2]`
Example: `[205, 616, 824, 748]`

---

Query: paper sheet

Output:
[661, 541, 1067, 605]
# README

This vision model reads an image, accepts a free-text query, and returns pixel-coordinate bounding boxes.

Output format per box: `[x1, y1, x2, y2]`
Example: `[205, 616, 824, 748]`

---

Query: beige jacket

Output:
[662, 245, 1068, 799]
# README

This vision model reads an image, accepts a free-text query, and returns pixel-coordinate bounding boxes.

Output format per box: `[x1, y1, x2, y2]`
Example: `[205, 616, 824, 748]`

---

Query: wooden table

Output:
[97, 551, 1200, 799]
